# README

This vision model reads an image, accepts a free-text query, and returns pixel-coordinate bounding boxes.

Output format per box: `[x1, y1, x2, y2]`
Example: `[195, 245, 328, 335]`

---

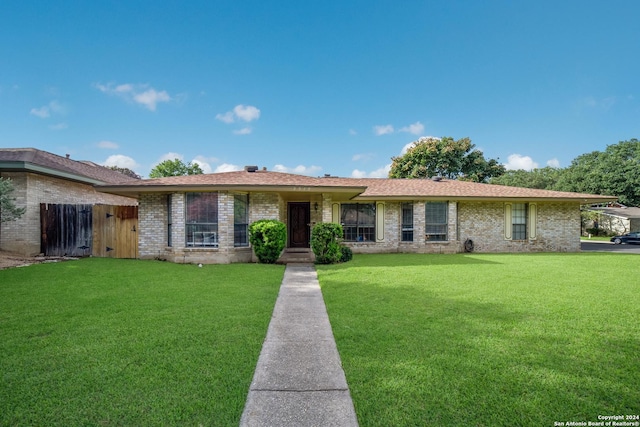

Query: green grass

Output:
[317, 253, 640, 427]
[0, 258, 284, 426]
[581, 235, 612, 242]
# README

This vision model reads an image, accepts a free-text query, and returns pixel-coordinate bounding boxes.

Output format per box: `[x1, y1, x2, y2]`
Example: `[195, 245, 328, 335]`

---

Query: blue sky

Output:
[1, 1, 639, 178]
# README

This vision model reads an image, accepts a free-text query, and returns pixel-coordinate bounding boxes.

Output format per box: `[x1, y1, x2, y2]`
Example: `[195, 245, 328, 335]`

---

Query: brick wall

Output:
[457, 201, 581, 252]
[133, 192, 583, 265]
[0, 172, 136, 255]
[340, 200, 580, 254]
[341, 201, 459, 254]
[143, 191, 272, 264]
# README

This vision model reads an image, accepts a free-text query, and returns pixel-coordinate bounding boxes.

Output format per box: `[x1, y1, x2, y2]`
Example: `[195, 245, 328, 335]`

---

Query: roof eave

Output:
[96, 183, 368, 198]
[0, 161, 105, 185]
[353, 195, 618, 203]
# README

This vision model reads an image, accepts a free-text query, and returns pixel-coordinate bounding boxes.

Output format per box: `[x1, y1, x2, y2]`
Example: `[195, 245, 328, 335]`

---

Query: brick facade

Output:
[0, 172, 136, 255]
[132, 191, 583, 265]
[457, 201, 580, 252]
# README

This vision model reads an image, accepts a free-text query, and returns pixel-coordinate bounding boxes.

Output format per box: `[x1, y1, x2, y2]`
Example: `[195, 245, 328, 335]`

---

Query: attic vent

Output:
[431, 176, 443, 182]
[244, 165, 259, 172]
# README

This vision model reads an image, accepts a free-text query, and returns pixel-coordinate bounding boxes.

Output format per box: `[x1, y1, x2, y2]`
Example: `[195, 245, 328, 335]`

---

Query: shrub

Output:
[249, 219, 287, 264]
[311, 223, 344, 264]
[339, 245, 353, 263]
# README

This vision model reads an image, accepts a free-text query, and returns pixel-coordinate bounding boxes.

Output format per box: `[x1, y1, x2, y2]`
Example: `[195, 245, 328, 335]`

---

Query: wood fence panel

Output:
[40, 204, 93, 257]
[92, 205, 115, 258]
[92, 205, 138, 259]
[115, 206, 138, 259]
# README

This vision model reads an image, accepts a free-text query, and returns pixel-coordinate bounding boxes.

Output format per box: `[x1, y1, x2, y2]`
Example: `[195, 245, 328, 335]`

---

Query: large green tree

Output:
[389, 136, 505, 182]
[555, 139, 640, 206]
[490, 166, 563, 190]
[149, 158, 203, 178]
[0, 177, 26, 223]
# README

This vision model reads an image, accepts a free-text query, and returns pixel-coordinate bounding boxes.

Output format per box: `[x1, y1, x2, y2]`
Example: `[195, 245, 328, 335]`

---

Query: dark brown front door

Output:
[289, 202, 310, 248]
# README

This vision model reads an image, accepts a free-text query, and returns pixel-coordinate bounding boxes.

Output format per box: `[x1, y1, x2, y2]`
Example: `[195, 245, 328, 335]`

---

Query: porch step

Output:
[277, 249, 315, 264]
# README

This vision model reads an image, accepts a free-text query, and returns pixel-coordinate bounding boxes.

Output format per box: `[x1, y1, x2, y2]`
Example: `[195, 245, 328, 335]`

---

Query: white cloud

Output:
[273, 164, 322, 176]
[192, 159, 211, 174]
[399, 121, 425, 135]
[30, 100, 65, 118]
[349, 129, 357, 135]
[352, 153, 374, 162]
[103, 154, 139, 170]
[547, 158, 560, 168]
[216, 104, 261, 125]
[504, 154, 539, 171]
[95, 82, 172, 111]
[158, 152, 184, 162]
[577, 95, 617, 112]
[215, 111, 235, 123]
[400, 136, 441, 155]
[30, 106, 50, 118]
[233, 127, 252, 135]
[192, 155, 219, 174]
[234, 105, 260, 122]
[373, 124, 394, 136]
[214, 163, 242, 173]
[133, 89, 171, 111]
[49, 122, 68, 131]
[97, 140, 119, 149]
[351, 164, 391, 178]
[400, 141, 416, 155]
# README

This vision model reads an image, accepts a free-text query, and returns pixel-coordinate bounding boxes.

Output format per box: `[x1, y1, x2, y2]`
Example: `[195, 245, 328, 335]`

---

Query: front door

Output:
[289, 202, 310, 248]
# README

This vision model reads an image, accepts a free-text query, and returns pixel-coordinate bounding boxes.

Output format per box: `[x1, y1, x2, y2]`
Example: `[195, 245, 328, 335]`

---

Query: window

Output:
[234, 194, 249, 247]
[185, 192, 218, 247]
[401, 202, 414, 242]
[425, 202, 448, 241]
[341, 203, 375, 242]
[512, 203, 527, 240]
[167, 194, 172, 247]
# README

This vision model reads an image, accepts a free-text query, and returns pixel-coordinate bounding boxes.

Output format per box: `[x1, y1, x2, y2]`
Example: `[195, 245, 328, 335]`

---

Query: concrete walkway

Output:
[240, 263, 359, 427]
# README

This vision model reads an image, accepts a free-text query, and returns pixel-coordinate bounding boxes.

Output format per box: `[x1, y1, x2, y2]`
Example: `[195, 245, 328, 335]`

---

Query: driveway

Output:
[581, 240, 640, 254]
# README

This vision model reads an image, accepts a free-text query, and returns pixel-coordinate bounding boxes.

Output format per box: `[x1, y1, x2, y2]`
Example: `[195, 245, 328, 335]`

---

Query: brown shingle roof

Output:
[0, 148, 139, 185]
[96, 169, 617, 203]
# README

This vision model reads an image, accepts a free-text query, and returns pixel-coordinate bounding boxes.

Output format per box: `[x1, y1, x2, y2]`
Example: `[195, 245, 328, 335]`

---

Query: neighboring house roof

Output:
[96, 168, 617, 203]
[589, 206, 640, 219]
[0, 148, 139, 185]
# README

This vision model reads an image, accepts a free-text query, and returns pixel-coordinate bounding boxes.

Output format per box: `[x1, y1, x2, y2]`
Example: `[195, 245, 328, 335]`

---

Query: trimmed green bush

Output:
[249, 219, 287, 263]
[311, 223, 344, 264]
[339, 245, 353, 263]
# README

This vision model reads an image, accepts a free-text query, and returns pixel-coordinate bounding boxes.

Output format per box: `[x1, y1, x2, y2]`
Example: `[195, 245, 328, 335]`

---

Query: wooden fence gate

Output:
[40, 204, 138, 258]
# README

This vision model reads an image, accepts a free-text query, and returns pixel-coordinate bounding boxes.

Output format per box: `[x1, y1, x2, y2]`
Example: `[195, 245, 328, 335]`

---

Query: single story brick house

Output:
[96, 166, 616, 264]
[586, 204, 640, 235]
[0, 148, 138, 256]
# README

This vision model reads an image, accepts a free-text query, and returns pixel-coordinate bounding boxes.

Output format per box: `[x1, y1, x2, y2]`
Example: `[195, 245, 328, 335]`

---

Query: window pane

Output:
[341, 204, 358, 226]
[341, 203, 376, 242]
[401, 202, 413, 242]
[357, 204, 376, 226]
[186, 193, 218, 224]
[185, 192, 218, 247]
[512, 203, 527, 240]
[167, 194, 172, 247]
[234, 194, 249, 247]
[186, 224, 219, 247]
[425, 202, 447, 241]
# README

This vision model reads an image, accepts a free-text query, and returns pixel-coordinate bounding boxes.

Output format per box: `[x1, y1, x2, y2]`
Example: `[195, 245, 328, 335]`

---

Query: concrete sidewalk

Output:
[240, 263, 359, 427]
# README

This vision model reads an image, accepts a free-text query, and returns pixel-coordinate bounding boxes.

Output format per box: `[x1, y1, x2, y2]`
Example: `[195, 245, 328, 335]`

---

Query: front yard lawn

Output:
[318, 253, 640, 427]
[0, 258, 284, 426]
